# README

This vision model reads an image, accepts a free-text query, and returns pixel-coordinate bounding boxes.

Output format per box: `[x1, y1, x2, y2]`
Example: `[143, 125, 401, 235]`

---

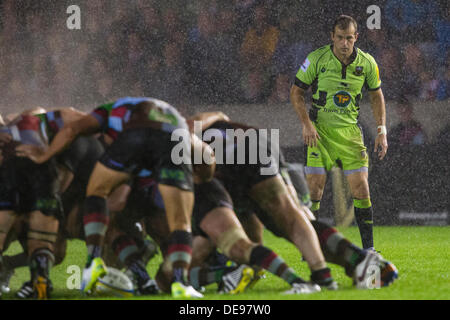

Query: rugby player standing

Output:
[290, 15, 388, 250]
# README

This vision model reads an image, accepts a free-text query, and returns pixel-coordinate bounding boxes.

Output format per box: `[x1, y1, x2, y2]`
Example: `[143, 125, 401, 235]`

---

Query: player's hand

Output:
[302, 121, 320, 147]
[374, 134, 388, 160]
[0, 132, 12, 147]
[15, 144, 48, 164]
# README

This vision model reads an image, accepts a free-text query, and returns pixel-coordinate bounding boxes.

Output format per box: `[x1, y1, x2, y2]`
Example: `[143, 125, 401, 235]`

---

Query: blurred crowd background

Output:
[0, 0, 448, 107]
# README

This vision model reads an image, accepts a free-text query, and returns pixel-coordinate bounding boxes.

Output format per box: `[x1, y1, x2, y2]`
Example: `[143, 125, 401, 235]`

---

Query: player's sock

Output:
[189, 265, 235, 289]
[311, 200, 321, 217]
[83, 196, 109, 267]
[29, 248, 54, 281]
[353, 198, 374, 249]
[310, 267, 334, 286]
[112, 234, 151, 287]
[112, 234, 140, 266]
[310, 220, 366, 277]
[167, 230, 192, 284]
[249, 245, 306, 285]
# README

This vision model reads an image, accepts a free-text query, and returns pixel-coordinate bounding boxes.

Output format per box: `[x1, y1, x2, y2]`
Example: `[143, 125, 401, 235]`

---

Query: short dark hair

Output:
[332, 15, 358, 34]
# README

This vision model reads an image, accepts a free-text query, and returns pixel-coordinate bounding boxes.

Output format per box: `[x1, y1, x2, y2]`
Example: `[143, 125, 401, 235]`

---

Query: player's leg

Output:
[249, 175, 335, 288]
[236, 210, 264, 244]
[0, 211, 16, 253]
[345, 170, 374, 249]
[81, 162, 130, 293]
[306, 173, 327, 215]
[158, 184, 202, 297]
[282, 164, 312, 208]
[338, 125, 374, 250]
[0, 210, 17, 297]
[304, 139, 332, 217]
[283, 166, 397, 287]
[26, 210, 59, 300]
[188, 235, 227, 291]
[199, 206, 320, 294]
[106, 199, 160, 295]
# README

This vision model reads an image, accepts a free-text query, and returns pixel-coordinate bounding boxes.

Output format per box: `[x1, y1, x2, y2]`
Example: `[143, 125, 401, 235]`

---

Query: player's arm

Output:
[58, 107, 87, 123]
[366, 55, 387, 160]
[187, 112, 230, 133]
[290, 54, 321, 147]
[16, 114, 101, 164]
[369, 88, 388, 160]
[290, 85, 320, 147]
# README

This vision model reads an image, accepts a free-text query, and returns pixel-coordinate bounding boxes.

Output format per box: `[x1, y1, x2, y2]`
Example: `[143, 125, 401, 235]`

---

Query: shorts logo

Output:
[160, 168, 186, 182]
[311, 152, 319, 158]
[333, 91, 352, 108]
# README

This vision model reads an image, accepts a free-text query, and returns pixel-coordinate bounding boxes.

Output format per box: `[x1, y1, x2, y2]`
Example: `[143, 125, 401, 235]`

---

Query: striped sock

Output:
[311, 220, 365, 277]
[83, 196, 109, 265]
[249, 245, 304, 285]
[111, 234, 140, 265]
[167, 230, 192, 284]
[189, 265, 235, 289]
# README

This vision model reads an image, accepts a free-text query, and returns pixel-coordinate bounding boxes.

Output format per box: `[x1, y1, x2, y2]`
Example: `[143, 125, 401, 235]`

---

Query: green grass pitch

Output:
[2, 226, 449, 300]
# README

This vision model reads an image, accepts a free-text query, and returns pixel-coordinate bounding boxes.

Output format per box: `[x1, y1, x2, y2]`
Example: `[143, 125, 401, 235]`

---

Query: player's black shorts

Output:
[218, 152, 292, 239]
[0, 157, 63, 219]
[59, 136, 105, 215]
[100, 127, 194, 191]
[216, 149, 287, 212]
[192, 178, 233, 238]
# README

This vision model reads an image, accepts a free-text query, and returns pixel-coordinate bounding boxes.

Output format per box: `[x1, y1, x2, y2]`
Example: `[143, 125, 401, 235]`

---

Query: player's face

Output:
[331, 26, 358, 57]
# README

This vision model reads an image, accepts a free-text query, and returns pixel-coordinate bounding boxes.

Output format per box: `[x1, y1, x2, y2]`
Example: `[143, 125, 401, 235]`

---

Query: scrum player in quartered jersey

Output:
[18, 97, 209, 298]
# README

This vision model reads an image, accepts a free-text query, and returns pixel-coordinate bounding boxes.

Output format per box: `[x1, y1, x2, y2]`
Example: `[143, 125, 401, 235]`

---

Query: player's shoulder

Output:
[356, 47, 378, 66]
[307, 44, 332, 61]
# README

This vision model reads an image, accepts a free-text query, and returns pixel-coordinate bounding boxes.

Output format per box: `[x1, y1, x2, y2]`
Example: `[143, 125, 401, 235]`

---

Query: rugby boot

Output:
[219, 264, 255, 294]
[284, 282, 321, 294]
[171, 282, 204, 298]
[81, 257, 108, 294]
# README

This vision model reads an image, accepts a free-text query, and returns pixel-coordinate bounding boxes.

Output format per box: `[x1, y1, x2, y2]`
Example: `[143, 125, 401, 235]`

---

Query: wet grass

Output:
[2, 226, 449, 300]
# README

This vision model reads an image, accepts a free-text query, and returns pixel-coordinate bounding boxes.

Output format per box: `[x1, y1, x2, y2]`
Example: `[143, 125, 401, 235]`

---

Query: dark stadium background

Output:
[0, 0, 448, 226]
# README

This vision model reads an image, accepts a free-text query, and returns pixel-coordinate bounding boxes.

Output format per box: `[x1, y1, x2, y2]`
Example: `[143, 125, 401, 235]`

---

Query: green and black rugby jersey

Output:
[295, 44, 381, 127]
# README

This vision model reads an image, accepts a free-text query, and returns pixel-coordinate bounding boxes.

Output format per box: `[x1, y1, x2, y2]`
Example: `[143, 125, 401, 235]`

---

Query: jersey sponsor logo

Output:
[354, 66, 364, 76]
[300, 58, 310, 72]
[333, 91, 352, 108]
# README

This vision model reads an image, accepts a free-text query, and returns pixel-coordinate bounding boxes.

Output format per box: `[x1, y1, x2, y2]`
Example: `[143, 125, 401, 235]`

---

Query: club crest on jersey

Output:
[333, 91, 352, 108]
[354, 66, 364, 76]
